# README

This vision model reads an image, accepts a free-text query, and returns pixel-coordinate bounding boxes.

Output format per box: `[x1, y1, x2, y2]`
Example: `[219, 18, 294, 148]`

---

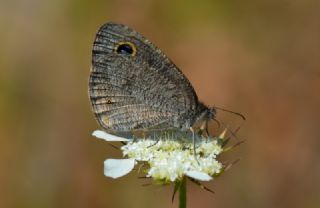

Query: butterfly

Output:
[89, 22, 244, 138]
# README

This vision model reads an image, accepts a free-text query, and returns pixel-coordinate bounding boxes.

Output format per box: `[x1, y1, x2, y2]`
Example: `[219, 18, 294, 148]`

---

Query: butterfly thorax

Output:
[176, 102, 216, 131]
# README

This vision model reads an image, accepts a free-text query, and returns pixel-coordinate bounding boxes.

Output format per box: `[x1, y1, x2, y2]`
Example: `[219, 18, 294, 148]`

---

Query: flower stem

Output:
[179, 177, 187, 208]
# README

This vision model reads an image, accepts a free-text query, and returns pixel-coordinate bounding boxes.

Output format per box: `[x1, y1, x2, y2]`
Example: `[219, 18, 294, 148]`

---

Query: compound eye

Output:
[115, 42, 137, 56]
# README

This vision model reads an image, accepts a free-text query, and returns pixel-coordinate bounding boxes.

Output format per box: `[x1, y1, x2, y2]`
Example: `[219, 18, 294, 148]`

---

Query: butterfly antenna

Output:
[211, 106, 246, 140]
[213, 106, 246, 120]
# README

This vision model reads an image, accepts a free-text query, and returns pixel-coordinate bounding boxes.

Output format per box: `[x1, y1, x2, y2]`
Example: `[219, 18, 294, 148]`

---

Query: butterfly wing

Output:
[90, 55, 175, 131]
[89, 22, 204, 132]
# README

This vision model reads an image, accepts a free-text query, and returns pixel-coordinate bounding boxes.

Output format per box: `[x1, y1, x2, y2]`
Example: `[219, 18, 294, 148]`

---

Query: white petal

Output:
[104, 159, 135, 178]
[92, 130, 130, 142]
[185, 170, 213, 181]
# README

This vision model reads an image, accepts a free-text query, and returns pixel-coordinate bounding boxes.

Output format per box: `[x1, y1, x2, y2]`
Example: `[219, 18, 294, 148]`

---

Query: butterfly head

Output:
[207, 107, 217, 120]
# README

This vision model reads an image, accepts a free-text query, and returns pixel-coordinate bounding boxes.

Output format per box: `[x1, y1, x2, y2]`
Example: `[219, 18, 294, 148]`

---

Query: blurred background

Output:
[1, 0, 320, 207]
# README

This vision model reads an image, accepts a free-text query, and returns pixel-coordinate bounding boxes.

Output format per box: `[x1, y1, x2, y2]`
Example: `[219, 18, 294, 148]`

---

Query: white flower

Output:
[93, 130, 224, 182]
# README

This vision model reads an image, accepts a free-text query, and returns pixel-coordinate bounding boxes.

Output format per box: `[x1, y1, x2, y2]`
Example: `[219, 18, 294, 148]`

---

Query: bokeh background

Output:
[1, 0, 320, 208]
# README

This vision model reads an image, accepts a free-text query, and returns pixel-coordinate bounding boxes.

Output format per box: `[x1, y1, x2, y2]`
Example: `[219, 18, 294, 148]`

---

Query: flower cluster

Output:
[93, 130, 226, 182]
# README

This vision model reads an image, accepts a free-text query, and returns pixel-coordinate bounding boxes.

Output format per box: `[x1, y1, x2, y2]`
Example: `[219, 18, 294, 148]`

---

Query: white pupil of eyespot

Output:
[117, 44, 134, 54]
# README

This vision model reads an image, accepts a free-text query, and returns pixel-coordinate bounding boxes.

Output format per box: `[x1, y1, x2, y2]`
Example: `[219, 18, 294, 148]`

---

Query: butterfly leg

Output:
[199, 120, 209, 138]
[147, 132, 160, 148]
[189, 127, 200, 164]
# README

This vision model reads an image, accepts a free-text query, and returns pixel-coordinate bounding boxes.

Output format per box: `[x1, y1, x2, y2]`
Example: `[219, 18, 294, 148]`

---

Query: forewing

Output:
[89, 22, 200, 131]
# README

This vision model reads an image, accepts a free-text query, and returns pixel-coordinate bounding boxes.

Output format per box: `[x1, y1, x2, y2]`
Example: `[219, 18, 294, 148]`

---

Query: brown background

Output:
[1, 0, 320, 208]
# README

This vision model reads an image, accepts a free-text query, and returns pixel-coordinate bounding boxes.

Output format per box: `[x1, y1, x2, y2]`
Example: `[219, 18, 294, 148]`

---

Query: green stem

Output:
[179, 177, 187, 208]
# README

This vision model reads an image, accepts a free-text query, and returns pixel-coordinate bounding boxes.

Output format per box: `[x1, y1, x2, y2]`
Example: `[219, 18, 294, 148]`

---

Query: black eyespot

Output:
[115, 42, 137, 56]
